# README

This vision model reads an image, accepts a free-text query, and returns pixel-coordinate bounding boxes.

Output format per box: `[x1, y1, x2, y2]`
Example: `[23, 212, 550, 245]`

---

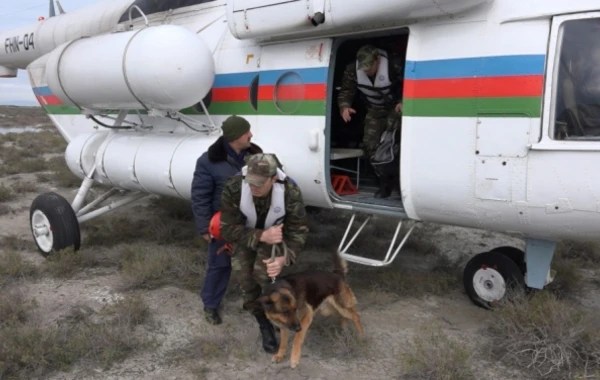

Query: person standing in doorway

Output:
[337, 44, 405, 198]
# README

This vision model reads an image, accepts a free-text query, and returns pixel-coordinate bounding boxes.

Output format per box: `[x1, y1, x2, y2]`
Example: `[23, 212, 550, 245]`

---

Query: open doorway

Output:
[326, 30, 409, 211]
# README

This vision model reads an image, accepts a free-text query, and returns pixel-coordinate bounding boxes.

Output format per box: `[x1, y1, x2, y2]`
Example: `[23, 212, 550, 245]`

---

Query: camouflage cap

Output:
[245, 153, 278, 187]
[356, 45, 379, 71]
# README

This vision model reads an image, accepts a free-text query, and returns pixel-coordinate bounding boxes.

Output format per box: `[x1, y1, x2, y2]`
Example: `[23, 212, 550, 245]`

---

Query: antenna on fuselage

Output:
[49, 0, 56, 17]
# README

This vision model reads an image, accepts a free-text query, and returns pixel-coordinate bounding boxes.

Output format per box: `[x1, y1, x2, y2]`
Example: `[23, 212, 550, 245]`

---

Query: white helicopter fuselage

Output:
[2, 0, 600, 302]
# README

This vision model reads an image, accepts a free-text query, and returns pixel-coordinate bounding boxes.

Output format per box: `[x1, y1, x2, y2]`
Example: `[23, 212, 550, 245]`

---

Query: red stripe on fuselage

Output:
[258, 84, 326, 101]
[403, 75, 543, 98]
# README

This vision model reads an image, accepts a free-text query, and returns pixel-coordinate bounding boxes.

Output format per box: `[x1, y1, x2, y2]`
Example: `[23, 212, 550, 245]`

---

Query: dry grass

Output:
[46, 156, 81, 188]
[342, 253, 462, 300]
[0, 204, 11, 216]
[175, 334, 239, 361]
[547, 256, 584, 299]
[166, 324, 262, 370]
[0, 292, 152, 379]
[302, 316, 371, 360]
[81, 212, 201, 249]
[42, 247, 96, 278]
[486, 289, 600, 379]
[148, 195, 195, 221]
[543, 239, 600, 300]
[117, 244, 207, 292]
[400, 321, 475, 380]
[10, 180, 38, 193]
[0, 125, 73, 181]
[5, 130, 67, 155]
[35, 172, 53, 183]
[0, 145, 50, 176]
[1, 234, 37, 252]
[0, 129, 66, 154]
[555, 240, 600, 269]
[0, 183, 16, 202]
[0, 105, 49, 128]
[0, 251, 39, 287]
[0, 289, 36, 327]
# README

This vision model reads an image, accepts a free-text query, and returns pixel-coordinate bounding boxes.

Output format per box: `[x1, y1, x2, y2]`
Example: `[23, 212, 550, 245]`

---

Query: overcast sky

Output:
[0, 0, 101, 105]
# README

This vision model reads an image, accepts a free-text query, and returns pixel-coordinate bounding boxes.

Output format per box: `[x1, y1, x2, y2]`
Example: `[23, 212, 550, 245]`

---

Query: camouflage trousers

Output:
[231, 243, 275, 316]
[363, 107, 399, 178]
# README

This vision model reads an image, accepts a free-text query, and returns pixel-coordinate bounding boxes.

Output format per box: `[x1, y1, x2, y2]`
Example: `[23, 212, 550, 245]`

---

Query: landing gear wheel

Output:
[30, 192, 81, 257]
[463, 251, 525, 309]
[491, 246, 526, 274]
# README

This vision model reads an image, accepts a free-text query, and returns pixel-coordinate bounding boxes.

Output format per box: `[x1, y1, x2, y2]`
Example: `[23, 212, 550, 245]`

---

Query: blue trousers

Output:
[200, 239, 232, 309]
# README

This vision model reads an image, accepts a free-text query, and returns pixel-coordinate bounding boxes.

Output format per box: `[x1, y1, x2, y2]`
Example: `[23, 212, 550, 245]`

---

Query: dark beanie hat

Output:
[222, 115, 251, 142]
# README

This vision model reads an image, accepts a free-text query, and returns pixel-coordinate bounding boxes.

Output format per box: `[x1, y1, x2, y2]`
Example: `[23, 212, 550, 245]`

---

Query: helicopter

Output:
[1, 0, 599, 309]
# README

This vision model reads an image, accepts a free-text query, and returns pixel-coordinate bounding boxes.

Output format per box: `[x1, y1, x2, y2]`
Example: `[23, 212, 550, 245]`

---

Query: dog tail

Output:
[332, 249, 348, 278]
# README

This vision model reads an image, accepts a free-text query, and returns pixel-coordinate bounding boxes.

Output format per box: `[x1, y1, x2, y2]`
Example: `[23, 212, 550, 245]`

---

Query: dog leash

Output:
[269, 241, 292, 283]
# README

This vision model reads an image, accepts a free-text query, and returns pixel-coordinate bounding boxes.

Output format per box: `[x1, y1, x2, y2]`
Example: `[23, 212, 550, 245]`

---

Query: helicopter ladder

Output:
[337, 213, 417, 267]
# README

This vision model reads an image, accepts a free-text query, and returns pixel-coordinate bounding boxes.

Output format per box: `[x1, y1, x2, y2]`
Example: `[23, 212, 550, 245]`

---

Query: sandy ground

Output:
[1, 112, 599, 380]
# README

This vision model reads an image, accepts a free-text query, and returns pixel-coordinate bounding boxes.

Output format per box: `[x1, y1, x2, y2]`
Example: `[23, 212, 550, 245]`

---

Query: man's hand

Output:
[341, 107, 356, 122]
[217, 243, 233, 256]
[259, 224, 283, 245]
[395, 102, 403, 113]
[262, 256, 287, 278]
[202, 233, 211, 242]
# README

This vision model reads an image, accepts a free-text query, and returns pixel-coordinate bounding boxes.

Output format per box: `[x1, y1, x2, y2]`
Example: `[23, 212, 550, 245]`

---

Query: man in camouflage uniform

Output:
[337, 44, 404, 198]
[219, 153, 309, 354]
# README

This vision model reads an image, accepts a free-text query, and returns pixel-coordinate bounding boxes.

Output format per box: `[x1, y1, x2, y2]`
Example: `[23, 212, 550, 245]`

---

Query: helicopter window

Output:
[119, 0, 217, 23]
[553, 18, 600, 140]
[273, 72, 305, 114]
[249, 75, 259, 111]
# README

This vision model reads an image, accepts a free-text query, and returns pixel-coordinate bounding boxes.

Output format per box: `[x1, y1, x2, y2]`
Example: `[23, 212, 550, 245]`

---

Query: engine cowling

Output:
[45, 24, 215, 113]
[226, 0, 487, 41]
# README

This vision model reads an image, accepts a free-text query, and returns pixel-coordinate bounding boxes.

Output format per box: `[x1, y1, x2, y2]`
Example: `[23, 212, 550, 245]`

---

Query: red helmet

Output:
[209, 211, 222, 240]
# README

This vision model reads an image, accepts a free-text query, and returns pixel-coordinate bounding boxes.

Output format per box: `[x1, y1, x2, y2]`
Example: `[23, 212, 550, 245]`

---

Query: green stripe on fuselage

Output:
[402, 97, 542, 117]
[43, 98, 541, 118]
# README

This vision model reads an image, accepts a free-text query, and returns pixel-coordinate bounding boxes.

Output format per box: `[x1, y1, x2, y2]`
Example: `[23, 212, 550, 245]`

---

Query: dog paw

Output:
[290, 359, 300, 369]
[272, 354, 285, 363]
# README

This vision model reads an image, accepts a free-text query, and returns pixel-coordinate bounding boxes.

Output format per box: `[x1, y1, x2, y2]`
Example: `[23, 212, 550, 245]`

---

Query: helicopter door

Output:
[255, 38, 333, 208]
[528, 12, 600, 236]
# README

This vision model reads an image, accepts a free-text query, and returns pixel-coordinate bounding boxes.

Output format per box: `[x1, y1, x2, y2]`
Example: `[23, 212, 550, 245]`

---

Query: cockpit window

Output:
[118, 0, 217, 23]
[553, 18, 600, 140]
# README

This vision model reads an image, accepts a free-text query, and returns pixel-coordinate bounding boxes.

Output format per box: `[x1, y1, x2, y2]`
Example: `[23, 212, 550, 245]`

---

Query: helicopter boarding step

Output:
[338, 213, 417, 267]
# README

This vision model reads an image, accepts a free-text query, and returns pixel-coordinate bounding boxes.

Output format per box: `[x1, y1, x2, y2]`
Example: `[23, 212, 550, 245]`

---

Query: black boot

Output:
[374, 177, 391, 199]
[391, 174, 401, 194]
[203, 307, 222, 325]
[255, 312, 278, 354]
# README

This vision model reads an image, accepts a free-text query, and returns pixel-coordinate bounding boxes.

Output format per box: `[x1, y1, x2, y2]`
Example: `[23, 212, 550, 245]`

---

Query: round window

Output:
[249, 75, 259, 111]
[274, 72, 305, 114]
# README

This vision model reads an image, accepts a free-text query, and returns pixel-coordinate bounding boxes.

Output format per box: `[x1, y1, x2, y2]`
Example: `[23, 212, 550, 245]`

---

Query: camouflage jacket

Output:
[219, 175, 309, 263]
[337, 53, 405, 111]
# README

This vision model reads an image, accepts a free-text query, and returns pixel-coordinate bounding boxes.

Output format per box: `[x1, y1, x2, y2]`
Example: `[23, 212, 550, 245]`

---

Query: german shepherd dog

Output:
[253, 249, 364, 368]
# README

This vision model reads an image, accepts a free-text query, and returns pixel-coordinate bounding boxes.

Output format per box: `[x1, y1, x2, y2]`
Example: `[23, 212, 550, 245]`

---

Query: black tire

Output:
[492, 246, 526, 274]
[463, 251, 525, 309]
[29, 192, 81, 257]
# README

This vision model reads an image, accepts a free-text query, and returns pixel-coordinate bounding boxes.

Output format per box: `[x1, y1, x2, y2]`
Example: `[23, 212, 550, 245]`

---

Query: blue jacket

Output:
[191, 136, 263, 235]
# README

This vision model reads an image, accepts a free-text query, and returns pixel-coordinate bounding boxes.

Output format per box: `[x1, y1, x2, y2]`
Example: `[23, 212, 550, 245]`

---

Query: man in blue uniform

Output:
[191, 115, 263, 324]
